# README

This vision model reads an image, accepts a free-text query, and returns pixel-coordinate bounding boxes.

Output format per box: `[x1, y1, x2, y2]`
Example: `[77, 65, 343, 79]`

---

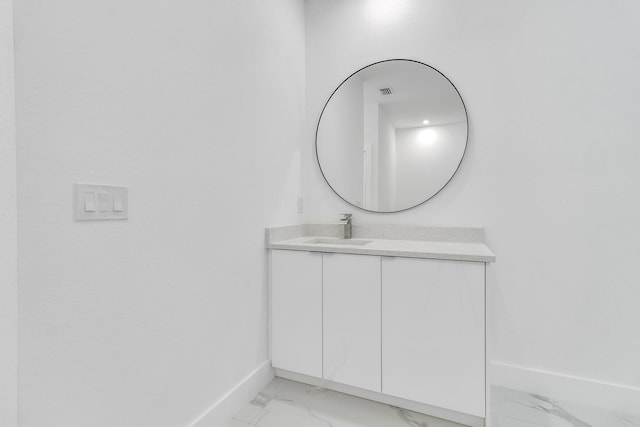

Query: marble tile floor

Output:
[227, 377, 466, 427]
[227, 378, 640, 427]
[491, 386, 640, 427]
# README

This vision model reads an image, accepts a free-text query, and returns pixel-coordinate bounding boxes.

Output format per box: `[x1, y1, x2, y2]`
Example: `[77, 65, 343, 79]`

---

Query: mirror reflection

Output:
[316, 59, 468, 212]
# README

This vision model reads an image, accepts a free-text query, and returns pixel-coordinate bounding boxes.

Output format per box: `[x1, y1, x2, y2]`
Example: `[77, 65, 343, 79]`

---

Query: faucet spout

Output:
[340, 213, 352, 239]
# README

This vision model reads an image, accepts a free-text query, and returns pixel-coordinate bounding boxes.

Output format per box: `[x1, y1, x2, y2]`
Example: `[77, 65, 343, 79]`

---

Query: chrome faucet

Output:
[340, 214, 352, 239]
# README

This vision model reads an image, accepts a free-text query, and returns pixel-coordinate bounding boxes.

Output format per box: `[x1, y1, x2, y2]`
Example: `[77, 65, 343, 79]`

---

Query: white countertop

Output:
[266, 224, 495, 263]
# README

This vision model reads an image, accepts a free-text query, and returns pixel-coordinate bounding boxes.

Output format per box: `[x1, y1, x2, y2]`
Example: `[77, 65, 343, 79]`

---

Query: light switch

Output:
[98, 193, 110, 212]
[75, 183, 128, 221]
[84, 192, 96, 212]
[113, 193, 123, 212]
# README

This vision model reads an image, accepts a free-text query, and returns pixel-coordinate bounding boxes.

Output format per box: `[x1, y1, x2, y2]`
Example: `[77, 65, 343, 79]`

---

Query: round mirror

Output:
[316, 59, 468, 212]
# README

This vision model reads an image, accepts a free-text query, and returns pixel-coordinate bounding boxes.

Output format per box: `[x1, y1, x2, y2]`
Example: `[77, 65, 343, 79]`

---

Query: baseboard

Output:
[189, 361, 275, 427]
[490, 361, 640, 416]
[276, 369, 485, 427]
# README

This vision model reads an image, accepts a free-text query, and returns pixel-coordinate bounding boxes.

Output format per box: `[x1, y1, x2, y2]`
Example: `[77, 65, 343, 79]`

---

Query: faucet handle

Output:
[340, 213, 352, 221]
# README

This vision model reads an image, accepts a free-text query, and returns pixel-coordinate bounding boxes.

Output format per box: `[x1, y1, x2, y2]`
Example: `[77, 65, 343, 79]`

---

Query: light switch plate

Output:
[74, 183, 128, 221]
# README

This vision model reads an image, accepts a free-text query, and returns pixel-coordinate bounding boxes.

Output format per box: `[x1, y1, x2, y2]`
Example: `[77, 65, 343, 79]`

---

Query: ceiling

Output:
[357, 60, 466, 129]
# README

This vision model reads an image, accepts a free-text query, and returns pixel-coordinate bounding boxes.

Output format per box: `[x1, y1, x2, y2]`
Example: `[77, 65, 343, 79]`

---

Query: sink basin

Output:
[305, 238, 371, 246]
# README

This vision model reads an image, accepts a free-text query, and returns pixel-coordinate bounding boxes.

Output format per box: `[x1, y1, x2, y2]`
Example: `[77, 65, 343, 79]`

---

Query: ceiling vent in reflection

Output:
[379, 87, 394, 96]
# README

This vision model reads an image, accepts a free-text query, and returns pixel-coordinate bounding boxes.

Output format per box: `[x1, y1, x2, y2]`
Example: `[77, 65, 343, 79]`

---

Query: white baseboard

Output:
[490, 361, 640, 416]
[189, 361, 275, 427]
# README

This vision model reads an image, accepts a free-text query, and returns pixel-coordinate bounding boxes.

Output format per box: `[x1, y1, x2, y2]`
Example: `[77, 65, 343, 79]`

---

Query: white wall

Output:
[0, 0, 17, 425]
[316, 74, 364, 206]
[14, 0, 304, 426]
[305, 0, 640, 411]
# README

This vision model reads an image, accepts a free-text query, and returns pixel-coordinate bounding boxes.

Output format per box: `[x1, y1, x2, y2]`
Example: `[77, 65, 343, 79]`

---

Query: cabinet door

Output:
[323, 253, 381, 392]
[382, 257, 485, 417]
[271, 250, 322, 377]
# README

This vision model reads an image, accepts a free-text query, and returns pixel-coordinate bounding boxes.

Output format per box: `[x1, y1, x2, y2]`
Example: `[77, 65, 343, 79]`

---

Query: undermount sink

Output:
[305, 238, 372, 246]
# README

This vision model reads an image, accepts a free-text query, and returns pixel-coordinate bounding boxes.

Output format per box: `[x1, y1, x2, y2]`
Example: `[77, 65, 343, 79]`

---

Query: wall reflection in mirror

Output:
[316, 59, 468, 212]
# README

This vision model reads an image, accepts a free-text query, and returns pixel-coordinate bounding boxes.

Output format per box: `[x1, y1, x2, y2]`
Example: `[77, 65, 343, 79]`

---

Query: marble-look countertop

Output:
[266, 224, 495, 263]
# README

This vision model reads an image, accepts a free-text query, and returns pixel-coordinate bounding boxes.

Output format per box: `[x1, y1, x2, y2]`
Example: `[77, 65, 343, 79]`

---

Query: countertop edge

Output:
[267, 242, 496, 263]
[265, 224, 496, 263]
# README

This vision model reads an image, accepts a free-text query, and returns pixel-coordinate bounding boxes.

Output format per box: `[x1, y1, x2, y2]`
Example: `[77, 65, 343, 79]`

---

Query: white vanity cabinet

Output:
[268, 228, 493, 427]
[270, 250, 322, 377]
[323, 253, 381, 392]
[381, 257, 485, 418]
[271, 250, 381, 390]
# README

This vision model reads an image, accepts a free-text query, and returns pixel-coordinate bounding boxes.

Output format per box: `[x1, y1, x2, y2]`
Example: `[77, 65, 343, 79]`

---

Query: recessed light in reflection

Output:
[418, 129, 437, 146]
[422, 120, 430, 125]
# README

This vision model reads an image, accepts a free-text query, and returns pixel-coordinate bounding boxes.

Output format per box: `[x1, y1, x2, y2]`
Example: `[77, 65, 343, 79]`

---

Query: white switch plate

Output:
[74, 183, 128, 221]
